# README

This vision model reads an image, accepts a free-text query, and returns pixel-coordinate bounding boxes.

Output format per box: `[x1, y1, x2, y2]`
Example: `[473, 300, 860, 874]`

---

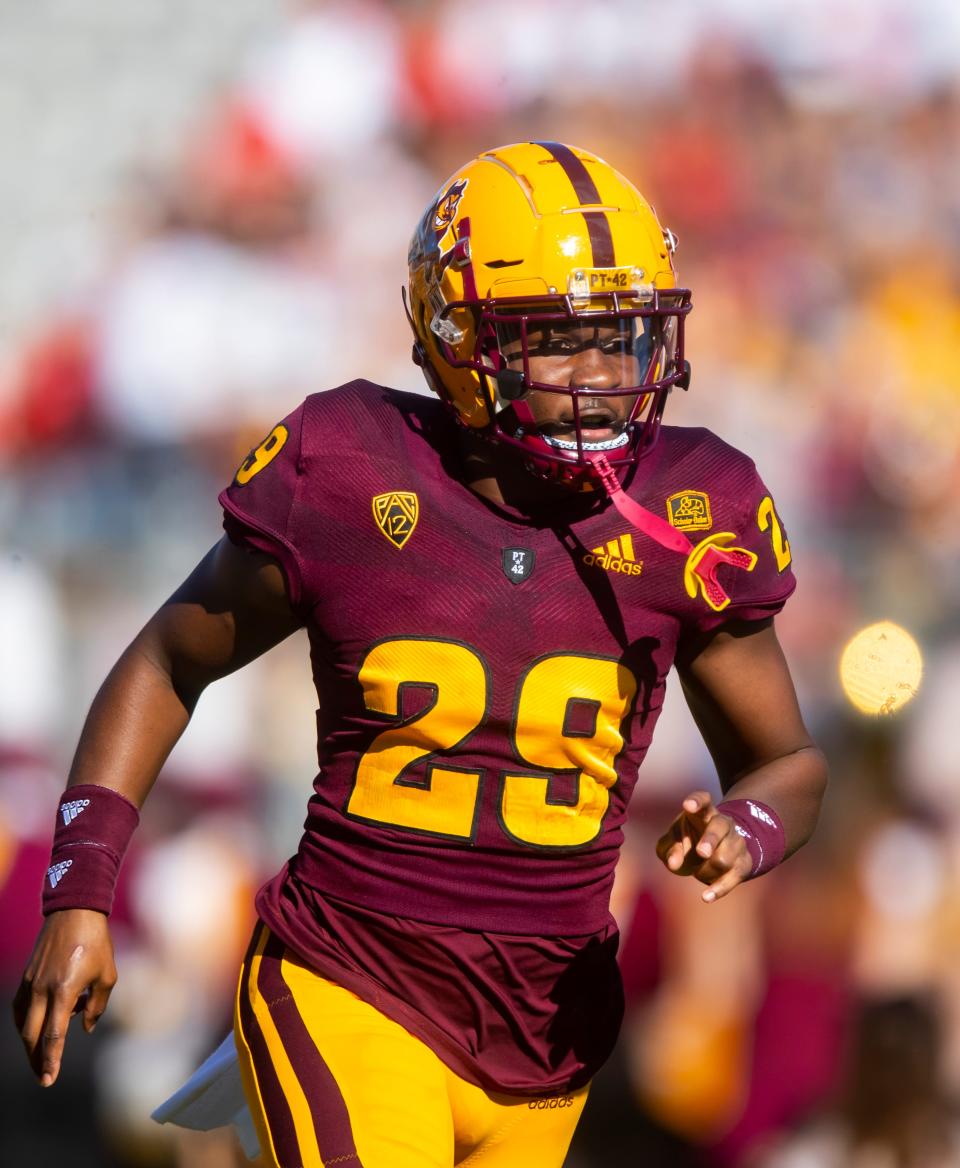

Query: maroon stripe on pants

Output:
[535, 141, 617, 268]
[237, 924, 301, 1165]
[257, 930, 361, 1166]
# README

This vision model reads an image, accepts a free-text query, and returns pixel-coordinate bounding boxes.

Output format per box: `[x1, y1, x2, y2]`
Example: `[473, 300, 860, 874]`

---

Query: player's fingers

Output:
[655, 815, 690, 861]
[656, 824, 695, 870]
[680, 791, 715, 821]
[693, 831, 746, 881]
[699, 836, 754, 901]
[16, 985, 49, 1071]
[701, 863, 749, 903]
[82, 974, 115, 1035]
[654, 828, 675, 864]
[38, 992, 74, 1087]
[656, 792, 714, 849]
[694, 813, 733, 861]
[666, 838, 692, 870]
[657, 794, 726, 877]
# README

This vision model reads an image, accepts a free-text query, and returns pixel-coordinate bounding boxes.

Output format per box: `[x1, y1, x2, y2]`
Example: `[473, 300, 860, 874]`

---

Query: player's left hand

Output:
[655, 791, 753, 903]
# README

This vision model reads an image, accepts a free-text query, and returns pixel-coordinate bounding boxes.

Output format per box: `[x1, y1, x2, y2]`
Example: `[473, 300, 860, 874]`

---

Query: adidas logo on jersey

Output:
[60, 798, 90, 826]
[47, 860, 73, 889]
[582, 534, 643, 576]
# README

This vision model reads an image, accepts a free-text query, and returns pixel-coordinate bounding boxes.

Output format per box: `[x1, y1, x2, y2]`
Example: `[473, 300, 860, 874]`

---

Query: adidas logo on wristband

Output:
[746, 800, 776, 827]
[42, 786, 140, 916]
[47, 859, 73, 889]
[61, 798, 91, 826]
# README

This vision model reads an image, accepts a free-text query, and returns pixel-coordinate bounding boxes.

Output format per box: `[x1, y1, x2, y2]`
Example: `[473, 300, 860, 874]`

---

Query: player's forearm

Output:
[717, 742, 827, 858]
[39, 619, 213, 919]
[65, 630, 196, 808]
[65, 575, 246, 807]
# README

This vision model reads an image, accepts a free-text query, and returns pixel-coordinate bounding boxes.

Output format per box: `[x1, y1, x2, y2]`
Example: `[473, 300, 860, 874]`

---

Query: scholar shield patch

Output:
[372, 492, 419, 549]
[666, 490, 712, 532]
[502, 547, 535, 584]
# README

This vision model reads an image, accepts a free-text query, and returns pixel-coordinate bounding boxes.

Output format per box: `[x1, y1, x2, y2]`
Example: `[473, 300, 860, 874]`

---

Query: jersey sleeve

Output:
[686, 460, 797, 635]
[218, 403, 308, 607]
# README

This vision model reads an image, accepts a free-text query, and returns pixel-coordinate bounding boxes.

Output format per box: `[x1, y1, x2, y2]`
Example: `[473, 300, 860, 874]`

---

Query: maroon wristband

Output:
[42, 784, 140, 916]
[716, 798, 786, 877]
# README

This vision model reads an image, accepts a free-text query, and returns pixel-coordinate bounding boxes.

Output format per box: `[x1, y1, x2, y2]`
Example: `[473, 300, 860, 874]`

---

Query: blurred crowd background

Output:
[2, 1, 959, 1165]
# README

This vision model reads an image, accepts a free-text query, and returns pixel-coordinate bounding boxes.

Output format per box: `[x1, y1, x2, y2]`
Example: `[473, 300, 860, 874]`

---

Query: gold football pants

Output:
[234, 923, 589, 1168]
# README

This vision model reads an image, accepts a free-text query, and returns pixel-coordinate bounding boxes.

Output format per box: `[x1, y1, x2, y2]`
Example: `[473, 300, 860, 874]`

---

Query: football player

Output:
[15, 142, 827, 1168]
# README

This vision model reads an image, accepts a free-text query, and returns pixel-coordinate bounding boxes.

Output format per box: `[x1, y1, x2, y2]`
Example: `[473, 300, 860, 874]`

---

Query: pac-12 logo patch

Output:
[372, 492, 419, 549]
[502, 547, 535, 584]
[666, 490, 712, 532]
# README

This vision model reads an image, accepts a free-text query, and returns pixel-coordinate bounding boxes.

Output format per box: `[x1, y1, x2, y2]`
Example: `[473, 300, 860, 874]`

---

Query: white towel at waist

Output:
[151, 1033, 260, 1161]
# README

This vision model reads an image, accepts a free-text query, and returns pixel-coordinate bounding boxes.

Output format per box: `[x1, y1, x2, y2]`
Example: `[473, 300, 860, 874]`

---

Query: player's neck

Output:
[458, 433, 578, 511]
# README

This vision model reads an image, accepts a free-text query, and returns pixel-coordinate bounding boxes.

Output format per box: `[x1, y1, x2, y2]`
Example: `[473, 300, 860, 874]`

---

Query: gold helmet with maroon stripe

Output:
[406, 141, 691, 484]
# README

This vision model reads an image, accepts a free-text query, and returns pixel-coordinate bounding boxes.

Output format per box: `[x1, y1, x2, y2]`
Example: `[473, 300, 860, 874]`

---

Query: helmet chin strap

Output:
[587, 453, 758, 612]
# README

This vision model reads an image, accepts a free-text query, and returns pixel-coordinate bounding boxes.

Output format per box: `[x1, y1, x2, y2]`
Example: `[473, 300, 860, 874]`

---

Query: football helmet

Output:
[406, 141, 691, 485]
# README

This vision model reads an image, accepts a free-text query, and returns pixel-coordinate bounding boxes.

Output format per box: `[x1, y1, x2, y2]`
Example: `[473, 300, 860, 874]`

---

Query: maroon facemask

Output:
[430, 287, 692, 488]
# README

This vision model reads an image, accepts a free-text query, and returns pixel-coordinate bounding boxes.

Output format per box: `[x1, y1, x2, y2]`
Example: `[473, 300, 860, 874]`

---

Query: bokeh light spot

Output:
[839, 620, 923, 716]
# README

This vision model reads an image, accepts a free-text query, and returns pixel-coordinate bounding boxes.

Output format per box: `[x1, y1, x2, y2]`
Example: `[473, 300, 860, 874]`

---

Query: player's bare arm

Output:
[657, 618, 827, 902]
[13, 536, 300, 1087]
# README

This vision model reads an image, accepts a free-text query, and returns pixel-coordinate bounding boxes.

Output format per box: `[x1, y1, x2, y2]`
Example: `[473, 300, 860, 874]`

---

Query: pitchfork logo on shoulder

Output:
[372, 492, 419, 550]
[433, 179, 468, 232]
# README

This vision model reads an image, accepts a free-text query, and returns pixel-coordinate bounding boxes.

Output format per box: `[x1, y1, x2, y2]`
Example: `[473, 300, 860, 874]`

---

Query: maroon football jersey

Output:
[219, 380, 796, 1092]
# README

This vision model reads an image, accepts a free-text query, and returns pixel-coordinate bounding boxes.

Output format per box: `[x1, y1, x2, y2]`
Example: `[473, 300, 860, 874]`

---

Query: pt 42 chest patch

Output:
[502, 547, 535, 583]
[372, 492, 419, 549]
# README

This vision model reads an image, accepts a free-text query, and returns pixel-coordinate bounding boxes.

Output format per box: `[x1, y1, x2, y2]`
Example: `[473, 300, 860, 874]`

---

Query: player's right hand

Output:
[12, 909, 117, 1087]
[655, 790, 752, 902]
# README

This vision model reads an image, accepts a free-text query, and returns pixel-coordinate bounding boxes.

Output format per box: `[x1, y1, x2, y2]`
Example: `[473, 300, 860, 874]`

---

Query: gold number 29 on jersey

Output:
[347, 638, 638, 849]
[235, 424, 289, 486]
[757, 494, 792, 572]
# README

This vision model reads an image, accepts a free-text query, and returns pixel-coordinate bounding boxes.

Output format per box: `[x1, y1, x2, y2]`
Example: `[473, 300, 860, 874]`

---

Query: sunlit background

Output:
[1, 2, 959, 1165]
